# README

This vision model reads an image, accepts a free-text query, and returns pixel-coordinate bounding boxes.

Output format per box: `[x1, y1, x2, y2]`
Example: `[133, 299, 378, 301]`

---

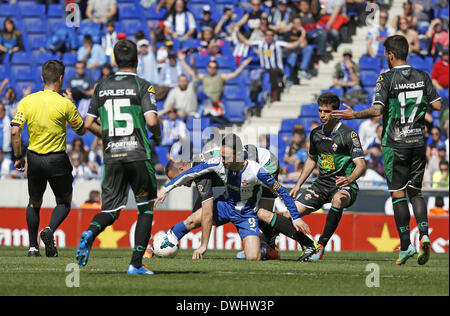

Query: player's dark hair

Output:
[222, 134, 243, 154]
[435, 196, 444, 207]
[384, 35, 409, 61]
[114, 40, 138, 69]
[165, 160, 176, 177]
[42, 60, 65, 84]
[317, 92, 340, 110]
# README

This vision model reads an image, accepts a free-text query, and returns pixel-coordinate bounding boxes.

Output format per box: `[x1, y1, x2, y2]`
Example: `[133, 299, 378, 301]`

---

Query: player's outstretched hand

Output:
[192, 245, 207, 260]
[154, 188, 167, 208]
[332, 104, 354, 120]
[290, 185, 300, 199]
[292, 218, 311, 235]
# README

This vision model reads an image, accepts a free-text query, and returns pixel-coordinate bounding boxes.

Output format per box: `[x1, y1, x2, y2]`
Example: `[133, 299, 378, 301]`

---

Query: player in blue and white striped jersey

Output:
[154, 134, 316, 261]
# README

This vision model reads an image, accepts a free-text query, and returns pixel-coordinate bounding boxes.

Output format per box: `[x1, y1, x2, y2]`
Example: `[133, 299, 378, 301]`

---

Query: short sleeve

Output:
[10, 99, 27, 129]
[66, 100, 84, 131]
[87, 85, 100, 118]
[141, 81, 158, 116]
[347, 129, 365, 161]
[424, 72, 441, 104]
[373, 73, 389, 107]
[308, 130, 318, 157]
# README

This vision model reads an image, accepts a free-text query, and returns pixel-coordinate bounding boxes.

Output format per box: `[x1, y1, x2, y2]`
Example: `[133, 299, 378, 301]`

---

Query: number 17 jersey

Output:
[373, 65, 440, 148]
[87, 72, 157, 164]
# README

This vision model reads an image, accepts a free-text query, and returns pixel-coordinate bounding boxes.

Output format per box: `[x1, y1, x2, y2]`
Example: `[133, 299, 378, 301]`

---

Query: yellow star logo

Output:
[367, 223, 400, 252]
[97, 226, 127, 249]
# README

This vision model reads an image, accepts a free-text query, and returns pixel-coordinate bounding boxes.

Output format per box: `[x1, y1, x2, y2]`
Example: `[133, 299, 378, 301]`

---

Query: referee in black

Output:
[11, 60, 86, 257]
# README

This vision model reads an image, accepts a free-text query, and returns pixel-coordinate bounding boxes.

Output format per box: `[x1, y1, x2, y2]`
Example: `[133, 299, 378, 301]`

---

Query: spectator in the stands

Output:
[412, 0, 433, 31]
[283, 16, 315, 82]
[197, 5, 217, 37]
[77, 34, 107, 70]
[359, 115, 382, 149]
[427, 126, 445, 161]
[0, 17, 24, 63]
[215, 5, 236, 40]
[97, 63, 114, 84]
[164, 0, 196, 42]
[235, 28, 303, 102]
[199, 27, 225, 57]
[69, 150, 94, 182]
[292, 0, 331, 64]
[0, 148, 13, 179]
[363, 124, 385, 178]
[269, 0, 293, 35]
[332, 49, 361, 94]
[0, 102, 11, 157]
[68, 61, 95, 103]
[101, 20, 118, 63]
[178, 51, 252, 117]
[234, 0, 270, 39]
[366, 9, 395, 60]
[425, 18, 449, 57]
[432, 45, 449, 91]
[392, 1, 418, 30]
[429, 196, 448, 216]
[432, 160, 449, 188]
[159, 106, 189, 159]
[159, 51, 185, 88]
[79, 190, 102, 209]
[283, 123, 306, 165]
[396, 17, 421, 56]
[137, 39, 160, 87]
[86, 0, 117, 25]
[318, 0, 347, 52]
[163, 73, 198, 119]
[88, 136, 103, 176]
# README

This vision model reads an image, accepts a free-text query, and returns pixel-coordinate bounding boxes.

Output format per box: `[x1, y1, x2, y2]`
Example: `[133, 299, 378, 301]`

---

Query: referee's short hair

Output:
[114, 39, 138, 69]
[384, 35, 409, 61]
[42, 60, 65, 85]
[317, 92, 341, 110]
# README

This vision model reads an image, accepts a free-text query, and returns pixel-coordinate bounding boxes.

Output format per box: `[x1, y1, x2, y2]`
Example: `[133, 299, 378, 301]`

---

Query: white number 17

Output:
[398, 90, 423, 124]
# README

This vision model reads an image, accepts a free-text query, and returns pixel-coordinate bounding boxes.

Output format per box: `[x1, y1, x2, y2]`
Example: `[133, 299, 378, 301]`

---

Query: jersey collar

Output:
[115, 72, 137, 76]
[392, 64, 411, 69]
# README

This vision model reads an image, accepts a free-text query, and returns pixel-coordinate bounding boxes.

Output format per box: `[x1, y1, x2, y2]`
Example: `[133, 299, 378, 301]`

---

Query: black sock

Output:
[49, 203, 71, 232]
[392, 198, 411, 251]
[259, 220, 278, 249]
[88, 212, 118, 238]
[271, 213, 313, 247]
[26, 205, 40, 248]
[318, 207, 343, 247]
[410, 195, 428, 240]
[130, 206, 154, 268]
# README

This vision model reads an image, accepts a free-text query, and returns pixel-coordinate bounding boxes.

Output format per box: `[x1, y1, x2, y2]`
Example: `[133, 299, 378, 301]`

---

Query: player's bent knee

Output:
[257, 208, 273, 223]
[29, 199, 43, 208]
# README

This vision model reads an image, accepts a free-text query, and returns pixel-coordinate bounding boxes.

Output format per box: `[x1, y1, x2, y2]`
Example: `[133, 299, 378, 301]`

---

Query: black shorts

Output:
[101, 160, 157, 212]
[27, 150, 73, 201]
[382, 146, 426, 192]
[296, 179, 358, 211]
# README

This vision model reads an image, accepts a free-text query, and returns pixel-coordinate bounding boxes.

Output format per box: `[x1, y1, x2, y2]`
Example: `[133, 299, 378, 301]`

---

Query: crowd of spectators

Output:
[0, 0, 448, 196]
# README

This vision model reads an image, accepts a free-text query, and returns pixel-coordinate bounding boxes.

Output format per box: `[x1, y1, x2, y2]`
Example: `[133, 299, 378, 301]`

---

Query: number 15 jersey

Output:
[87, 72, 157, 164]
[373, 65, 441, 148]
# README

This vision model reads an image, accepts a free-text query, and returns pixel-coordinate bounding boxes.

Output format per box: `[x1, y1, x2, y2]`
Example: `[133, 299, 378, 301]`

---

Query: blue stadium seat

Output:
[63, 52, 78, 67]
[215, 55, 235, 69]
[29, 34, 48, 51]
[224, 100, 246, 123]
[47, 4, 63, 18]
[193, 53, 210, 68]
[154, 146, 170, 167]
[408, 55, 431, 73]
[121, 19, 146, 37]
[440, 7, 449, 21]
[187, 3, 210, 19]
[11, 52, 32, 65]
[353, 104, 370, 112]
[360, 70, 378, 87]
[181, 38, 202, 49]
[24, 18, 48, 35]
[186, 117, 211, 131]
[321, 87, 344, 97]
[0, 4, 20, 17]
[280, 118, 298, 133]
[118, 4, 143, 20]
[19, 3, 46, 17]
[223, 85, 246, 100]
[33, 51, 57, 66]
[299, 104, 317, 117]
[144, 6, 167, 20]
[359, 56, 381, 72]
[0, 65, 10, 81]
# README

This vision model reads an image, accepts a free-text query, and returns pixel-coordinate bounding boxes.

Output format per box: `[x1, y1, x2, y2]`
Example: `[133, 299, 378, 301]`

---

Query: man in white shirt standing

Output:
[137, 39, 160, 87]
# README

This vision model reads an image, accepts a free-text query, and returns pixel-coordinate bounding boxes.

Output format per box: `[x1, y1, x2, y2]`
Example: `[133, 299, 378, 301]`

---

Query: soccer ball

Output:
[152, 232, 179, 258]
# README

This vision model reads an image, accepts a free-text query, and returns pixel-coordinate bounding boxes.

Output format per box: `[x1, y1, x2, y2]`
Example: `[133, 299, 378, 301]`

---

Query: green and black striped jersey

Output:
[373, 65, 441, 148]
[87, 72, 157, 164]
[309, 123, 365, 188]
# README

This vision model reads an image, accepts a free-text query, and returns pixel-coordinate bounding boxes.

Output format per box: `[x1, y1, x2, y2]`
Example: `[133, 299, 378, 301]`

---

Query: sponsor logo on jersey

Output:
[305, 193, 312, 200]
[148, 85, 156, 94]
[242, 180, 249, 187]
[105, 140, 139, 151]
[332, 143, 338, 152]
[376, 75, 383, 83]
[320, 154, 335, 170]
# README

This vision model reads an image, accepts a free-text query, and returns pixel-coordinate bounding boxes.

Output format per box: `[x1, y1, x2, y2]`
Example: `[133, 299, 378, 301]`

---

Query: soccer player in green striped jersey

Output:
[290, 92, 367, 261]
[333, 35, 442, 265]
[76, 40, 162, 275]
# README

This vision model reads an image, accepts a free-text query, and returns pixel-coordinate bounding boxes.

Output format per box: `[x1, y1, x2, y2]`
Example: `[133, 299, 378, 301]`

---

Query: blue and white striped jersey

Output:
[164, 158, 300, 220]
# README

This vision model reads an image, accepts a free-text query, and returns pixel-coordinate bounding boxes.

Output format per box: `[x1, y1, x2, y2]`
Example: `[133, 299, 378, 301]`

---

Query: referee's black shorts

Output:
[27, 150, 73, 201]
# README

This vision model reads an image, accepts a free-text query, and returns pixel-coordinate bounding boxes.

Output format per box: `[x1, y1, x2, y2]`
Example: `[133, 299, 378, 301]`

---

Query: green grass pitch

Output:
[0, 247, 448, 296]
